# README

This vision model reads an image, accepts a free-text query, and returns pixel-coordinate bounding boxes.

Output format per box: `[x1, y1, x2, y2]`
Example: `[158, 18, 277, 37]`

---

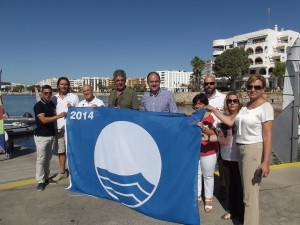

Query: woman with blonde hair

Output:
[203, 91, 244, 224]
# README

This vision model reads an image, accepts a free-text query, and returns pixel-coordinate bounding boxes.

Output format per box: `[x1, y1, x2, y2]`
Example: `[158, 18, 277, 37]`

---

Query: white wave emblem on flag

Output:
[94, 121, 162, 208]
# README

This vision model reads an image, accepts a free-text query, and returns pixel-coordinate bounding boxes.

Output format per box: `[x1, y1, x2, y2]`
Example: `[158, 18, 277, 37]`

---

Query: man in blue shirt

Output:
[141, 72, 178, 113]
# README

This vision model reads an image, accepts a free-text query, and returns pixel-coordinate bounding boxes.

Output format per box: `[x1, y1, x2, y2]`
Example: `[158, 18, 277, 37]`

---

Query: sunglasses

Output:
[204, 82, 215, 86]
[114, 97, 119, 107]
[246, 85, 263, 91]
[226, 99, 239, 104]
[43, 92, 52, 95]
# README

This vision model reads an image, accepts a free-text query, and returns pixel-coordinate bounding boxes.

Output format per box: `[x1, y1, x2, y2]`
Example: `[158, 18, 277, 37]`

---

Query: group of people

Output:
[34, 70, 273, 225]
[192, 75, 273, 225]
[33, 70, 177, 191]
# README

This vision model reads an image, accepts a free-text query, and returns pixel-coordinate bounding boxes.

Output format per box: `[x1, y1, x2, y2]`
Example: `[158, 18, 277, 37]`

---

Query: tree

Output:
[213, 47, 250, 90]
[272, 61, 286, 89]
[189, 56, 205, 91]
[27, 85, 42, 92]
[273, 61, 286, 77]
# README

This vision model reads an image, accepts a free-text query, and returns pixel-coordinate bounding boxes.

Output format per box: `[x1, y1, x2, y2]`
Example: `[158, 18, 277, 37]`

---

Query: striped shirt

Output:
[141, 89, 178, 113]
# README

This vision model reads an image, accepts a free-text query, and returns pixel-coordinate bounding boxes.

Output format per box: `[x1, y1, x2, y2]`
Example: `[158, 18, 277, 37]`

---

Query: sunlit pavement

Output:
[0, 148, 300, 225]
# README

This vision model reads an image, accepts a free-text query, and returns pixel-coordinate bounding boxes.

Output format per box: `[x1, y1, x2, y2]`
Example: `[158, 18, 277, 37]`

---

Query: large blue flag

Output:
[67, 107, 204, 225]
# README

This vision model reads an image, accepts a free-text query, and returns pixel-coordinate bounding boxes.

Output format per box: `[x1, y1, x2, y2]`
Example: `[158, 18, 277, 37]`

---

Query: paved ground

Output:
[0, 147, 300, 225]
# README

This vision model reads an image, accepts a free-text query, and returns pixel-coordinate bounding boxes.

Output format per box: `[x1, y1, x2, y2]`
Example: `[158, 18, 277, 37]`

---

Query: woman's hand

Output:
[197, 121, 204, 130]
[257, 162, 270, 178]
[185, 112, 192, 116]
[202, 133, 209, 142]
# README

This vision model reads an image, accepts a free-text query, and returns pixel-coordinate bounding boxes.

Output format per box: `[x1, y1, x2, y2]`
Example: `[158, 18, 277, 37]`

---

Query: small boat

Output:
[3, 112, 36, 125]
[4, 122, 35, 136]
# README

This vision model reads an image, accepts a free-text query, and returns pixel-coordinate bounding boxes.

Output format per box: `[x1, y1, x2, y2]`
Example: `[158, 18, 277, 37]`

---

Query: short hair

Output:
[223, 91, 243, 116]
[82, 84, 93, 92]
[42, 85, 52, 92]
[192, 93, 209, 108]
[204, 75, 216, 81]
[147, 72, 160, 81]
[113, 69, 126, 80]
[246, 75, 266, 88]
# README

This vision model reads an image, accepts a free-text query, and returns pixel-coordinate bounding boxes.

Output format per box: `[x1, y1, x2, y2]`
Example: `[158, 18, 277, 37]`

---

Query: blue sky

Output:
[1, 0, 299, 84]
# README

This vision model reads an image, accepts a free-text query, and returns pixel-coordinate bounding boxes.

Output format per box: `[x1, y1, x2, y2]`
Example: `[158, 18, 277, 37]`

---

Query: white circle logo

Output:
[94, 121, 162, 208]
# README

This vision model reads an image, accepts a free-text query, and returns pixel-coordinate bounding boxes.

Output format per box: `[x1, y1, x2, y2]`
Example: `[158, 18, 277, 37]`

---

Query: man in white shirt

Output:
[204, 75, 226, 200]
[51, 77, 79, 182]
[204, 75, 226, 122]
[78, 84, 105, 108]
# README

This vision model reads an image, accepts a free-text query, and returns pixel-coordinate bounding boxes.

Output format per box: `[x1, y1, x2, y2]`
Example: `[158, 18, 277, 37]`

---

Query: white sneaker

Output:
[52, 172, 68, 182]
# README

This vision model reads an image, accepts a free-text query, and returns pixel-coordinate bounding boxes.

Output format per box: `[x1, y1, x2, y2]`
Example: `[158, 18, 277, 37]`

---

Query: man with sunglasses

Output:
[33, 85, 67, 191]
[203, 75, 226, 201]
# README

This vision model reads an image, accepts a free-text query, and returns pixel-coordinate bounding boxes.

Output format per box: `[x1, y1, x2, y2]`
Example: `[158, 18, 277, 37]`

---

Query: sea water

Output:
[2, 94, 192, 150]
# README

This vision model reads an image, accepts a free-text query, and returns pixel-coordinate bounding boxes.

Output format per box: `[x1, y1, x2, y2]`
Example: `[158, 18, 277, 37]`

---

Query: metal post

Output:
[291, 71, 299, 162]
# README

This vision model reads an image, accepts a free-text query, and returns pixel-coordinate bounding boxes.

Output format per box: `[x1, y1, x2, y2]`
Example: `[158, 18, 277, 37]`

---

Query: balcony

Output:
[213, 50, 224, 57]
[213, 39, 225, 48]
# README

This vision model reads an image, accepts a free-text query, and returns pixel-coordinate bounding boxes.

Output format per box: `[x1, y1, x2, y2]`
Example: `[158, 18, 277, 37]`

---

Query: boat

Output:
[4, 122, 35, 136]
[3, 112, 36, 125]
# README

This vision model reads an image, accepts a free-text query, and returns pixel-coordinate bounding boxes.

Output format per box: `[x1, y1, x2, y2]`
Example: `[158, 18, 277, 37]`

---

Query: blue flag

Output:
[67, 107, 204, 225]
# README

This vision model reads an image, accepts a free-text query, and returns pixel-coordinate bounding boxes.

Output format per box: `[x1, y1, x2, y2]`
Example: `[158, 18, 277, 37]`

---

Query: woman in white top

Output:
[206, 75, 274, 225]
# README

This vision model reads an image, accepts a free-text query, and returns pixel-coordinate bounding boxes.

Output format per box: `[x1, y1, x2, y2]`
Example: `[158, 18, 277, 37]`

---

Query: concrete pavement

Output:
[0, 147, 300, 225]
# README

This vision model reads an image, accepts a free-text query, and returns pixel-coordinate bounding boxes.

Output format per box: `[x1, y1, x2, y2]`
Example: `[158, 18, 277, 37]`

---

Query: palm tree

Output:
[190, 56, 205, 91]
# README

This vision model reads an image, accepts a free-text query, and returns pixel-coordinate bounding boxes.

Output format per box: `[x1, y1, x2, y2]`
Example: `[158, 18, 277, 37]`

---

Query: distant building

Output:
[156, 70, 192, 92]
[37, 78, 58, 89]
[82, 77, 111, 92]
[36, 70, 193, 93]
[69, 78, 84, 92]
[204, 60, 214, 76]
[126, 77, 147, 91]
[212, 25, 300, 88]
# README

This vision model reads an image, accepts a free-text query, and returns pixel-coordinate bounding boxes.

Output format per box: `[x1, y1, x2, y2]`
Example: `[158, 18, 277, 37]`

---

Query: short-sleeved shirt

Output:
[208, 90, 226, 127]
[51, 93, 79, 129]
[141, 89, 178, 113]
[33, 99, 56, 136]
[200, 114, 218, 156]
[235, 102, 274, 144]
[108, 86, 139, 110]
[78, 96, 105, 107]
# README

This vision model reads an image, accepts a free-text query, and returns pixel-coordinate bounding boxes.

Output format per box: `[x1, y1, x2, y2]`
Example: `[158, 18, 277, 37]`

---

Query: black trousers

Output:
[223, 160, 244, 223]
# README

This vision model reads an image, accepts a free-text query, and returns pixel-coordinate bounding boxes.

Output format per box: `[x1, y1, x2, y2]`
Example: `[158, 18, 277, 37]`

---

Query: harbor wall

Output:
[174, 92, 283, 105]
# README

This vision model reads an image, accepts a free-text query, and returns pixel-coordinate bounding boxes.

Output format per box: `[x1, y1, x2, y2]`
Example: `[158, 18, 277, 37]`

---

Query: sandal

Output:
[221, 212, 231, 220]
[198, 196, 202, 204]
[204, 199, 212, 213]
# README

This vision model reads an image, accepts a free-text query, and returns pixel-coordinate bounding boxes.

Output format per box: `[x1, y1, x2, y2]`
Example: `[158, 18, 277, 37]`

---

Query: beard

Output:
[205, 87, 215, 95]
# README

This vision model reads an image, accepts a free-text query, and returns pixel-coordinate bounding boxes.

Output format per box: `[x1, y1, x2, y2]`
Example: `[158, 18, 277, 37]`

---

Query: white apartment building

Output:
[82, 77, 111, 92]
[212, 25, 300, 87]
[70, 79, 84, 92]
[156, 70, 192, 92]
[37, 78, 58, 89]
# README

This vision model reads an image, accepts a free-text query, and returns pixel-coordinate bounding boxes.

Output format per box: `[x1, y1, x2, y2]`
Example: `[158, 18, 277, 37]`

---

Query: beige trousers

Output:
[238, 142, 263, 225]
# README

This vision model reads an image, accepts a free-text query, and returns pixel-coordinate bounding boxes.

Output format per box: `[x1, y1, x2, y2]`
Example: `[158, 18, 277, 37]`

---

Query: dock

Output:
[0, 148, 299, 225]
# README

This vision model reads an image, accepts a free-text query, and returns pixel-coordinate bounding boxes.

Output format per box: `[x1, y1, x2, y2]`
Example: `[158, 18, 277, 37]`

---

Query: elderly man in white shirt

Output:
[78, 84, 105, 108]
